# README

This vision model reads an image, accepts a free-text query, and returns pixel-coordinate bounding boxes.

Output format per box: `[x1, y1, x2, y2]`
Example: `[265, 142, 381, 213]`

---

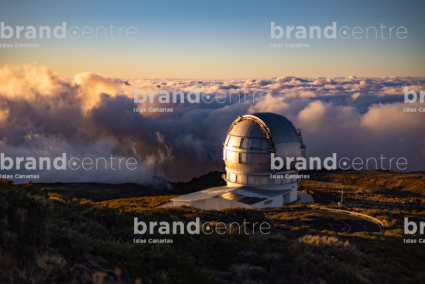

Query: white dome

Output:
[223, 113, 305, 189]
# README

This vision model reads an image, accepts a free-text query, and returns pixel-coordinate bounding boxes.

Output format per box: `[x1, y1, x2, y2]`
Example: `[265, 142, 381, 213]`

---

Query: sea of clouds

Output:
[0, 62, 424, 185]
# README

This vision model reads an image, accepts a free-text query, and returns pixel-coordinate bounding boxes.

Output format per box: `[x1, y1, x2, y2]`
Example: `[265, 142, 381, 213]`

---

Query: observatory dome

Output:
[170, 112, 309, 209]
[223, 113, 305, 191]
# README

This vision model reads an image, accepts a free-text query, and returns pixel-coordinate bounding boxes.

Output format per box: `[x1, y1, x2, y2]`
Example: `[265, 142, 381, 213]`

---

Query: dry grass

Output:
[2, 171, 425, 284]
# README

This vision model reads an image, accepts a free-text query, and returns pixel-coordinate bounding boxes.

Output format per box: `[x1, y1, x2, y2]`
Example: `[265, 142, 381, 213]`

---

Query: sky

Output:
[0, 0, 424, 79]
[0, 1, 424, 184]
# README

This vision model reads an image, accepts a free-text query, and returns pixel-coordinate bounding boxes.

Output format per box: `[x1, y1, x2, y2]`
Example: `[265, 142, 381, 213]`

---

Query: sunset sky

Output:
[0, 0, 424, 183]
[0, 0, 424, 79]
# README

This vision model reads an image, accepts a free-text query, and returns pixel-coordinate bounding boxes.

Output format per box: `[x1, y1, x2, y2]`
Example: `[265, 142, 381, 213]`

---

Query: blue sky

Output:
[0, 0, 424, 78]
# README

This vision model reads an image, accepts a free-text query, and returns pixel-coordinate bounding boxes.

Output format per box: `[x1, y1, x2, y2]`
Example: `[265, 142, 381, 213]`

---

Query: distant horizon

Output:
[1, 0, 424, 79]
[13, 169, 424, 188]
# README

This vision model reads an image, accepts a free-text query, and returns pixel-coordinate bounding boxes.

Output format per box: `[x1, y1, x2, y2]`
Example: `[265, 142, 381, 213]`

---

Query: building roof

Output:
[225, 112, 303, 168]
[228, 120, 268, 139]
[251, 112, 300, 145]
[171, 186, 291, 206]
[227, 112, 301, 147]
[171, 187, 232, 201]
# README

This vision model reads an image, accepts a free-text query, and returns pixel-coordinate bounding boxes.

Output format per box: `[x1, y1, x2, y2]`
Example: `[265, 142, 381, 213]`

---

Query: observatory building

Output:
[171, 112, 307, 209]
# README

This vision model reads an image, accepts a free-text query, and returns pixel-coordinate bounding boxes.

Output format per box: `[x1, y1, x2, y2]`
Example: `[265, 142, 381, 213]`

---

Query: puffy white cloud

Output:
[298, 101, 327, 131]
[247, 96, 289, 113]
[351, 92, 361, 100]
[360, 102, 424, 134]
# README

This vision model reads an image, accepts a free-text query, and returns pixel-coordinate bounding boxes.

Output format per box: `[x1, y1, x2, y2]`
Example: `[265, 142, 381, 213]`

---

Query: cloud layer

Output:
[0, 63, 424, 183]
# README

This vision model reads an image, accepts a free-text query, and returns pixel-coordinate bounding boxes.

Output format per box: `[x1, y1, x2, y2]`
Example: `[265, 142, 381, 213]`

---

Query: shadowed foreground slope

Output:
[1, 178, 425, 284]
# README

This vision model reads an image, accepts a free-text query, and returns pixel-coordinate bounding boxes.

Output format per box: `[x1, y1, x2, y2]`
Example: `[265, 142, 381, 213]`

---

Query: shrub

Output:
[48, 192, 69, 202]
[22, 182, 49, 198]
[0, 184, 51, 267]
[0, 178, 13, 185]
[297, 235, 363, 266]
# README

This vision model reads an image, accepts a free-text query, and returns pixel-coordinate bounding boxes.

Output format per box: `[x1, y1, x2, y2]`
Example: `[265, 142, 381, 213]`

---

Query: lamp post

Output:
[338, 187, 344, 210]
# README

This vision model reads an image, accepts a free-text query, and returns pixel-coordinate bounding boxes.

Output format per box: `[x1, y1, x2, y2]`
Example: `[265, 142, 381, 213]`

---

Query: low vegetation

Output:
[1, 170, 425, 283]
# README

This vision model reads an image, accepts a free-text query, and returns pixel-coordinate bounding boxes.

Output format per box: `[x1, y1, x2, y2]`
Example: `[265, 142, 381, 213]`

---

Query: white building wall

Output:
[217, 200, 232, 210]
[173, 198, 255, 210]
[252, 194, 283, 209]
[289, 186, 297, 202]
[171, 185, 299, 210]
[196, 199, 253, 210]
[230, 201, 252, 209]
[191, 200, 206, 210]
[172, 201, 191, 207]
[205, 199, 218, 210]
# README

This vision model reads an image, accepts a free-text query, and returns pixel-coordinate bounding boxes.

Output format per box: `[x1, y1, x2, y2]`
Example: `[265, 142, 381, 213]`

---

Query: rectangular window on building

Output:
[261, 139, 268, 150]
[239, 153, 248, 163]
[250, 139, 260, 149]
[240, 175, 247, 184]
[239, 138, 244, 149]
[254, 177, 261, 185]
